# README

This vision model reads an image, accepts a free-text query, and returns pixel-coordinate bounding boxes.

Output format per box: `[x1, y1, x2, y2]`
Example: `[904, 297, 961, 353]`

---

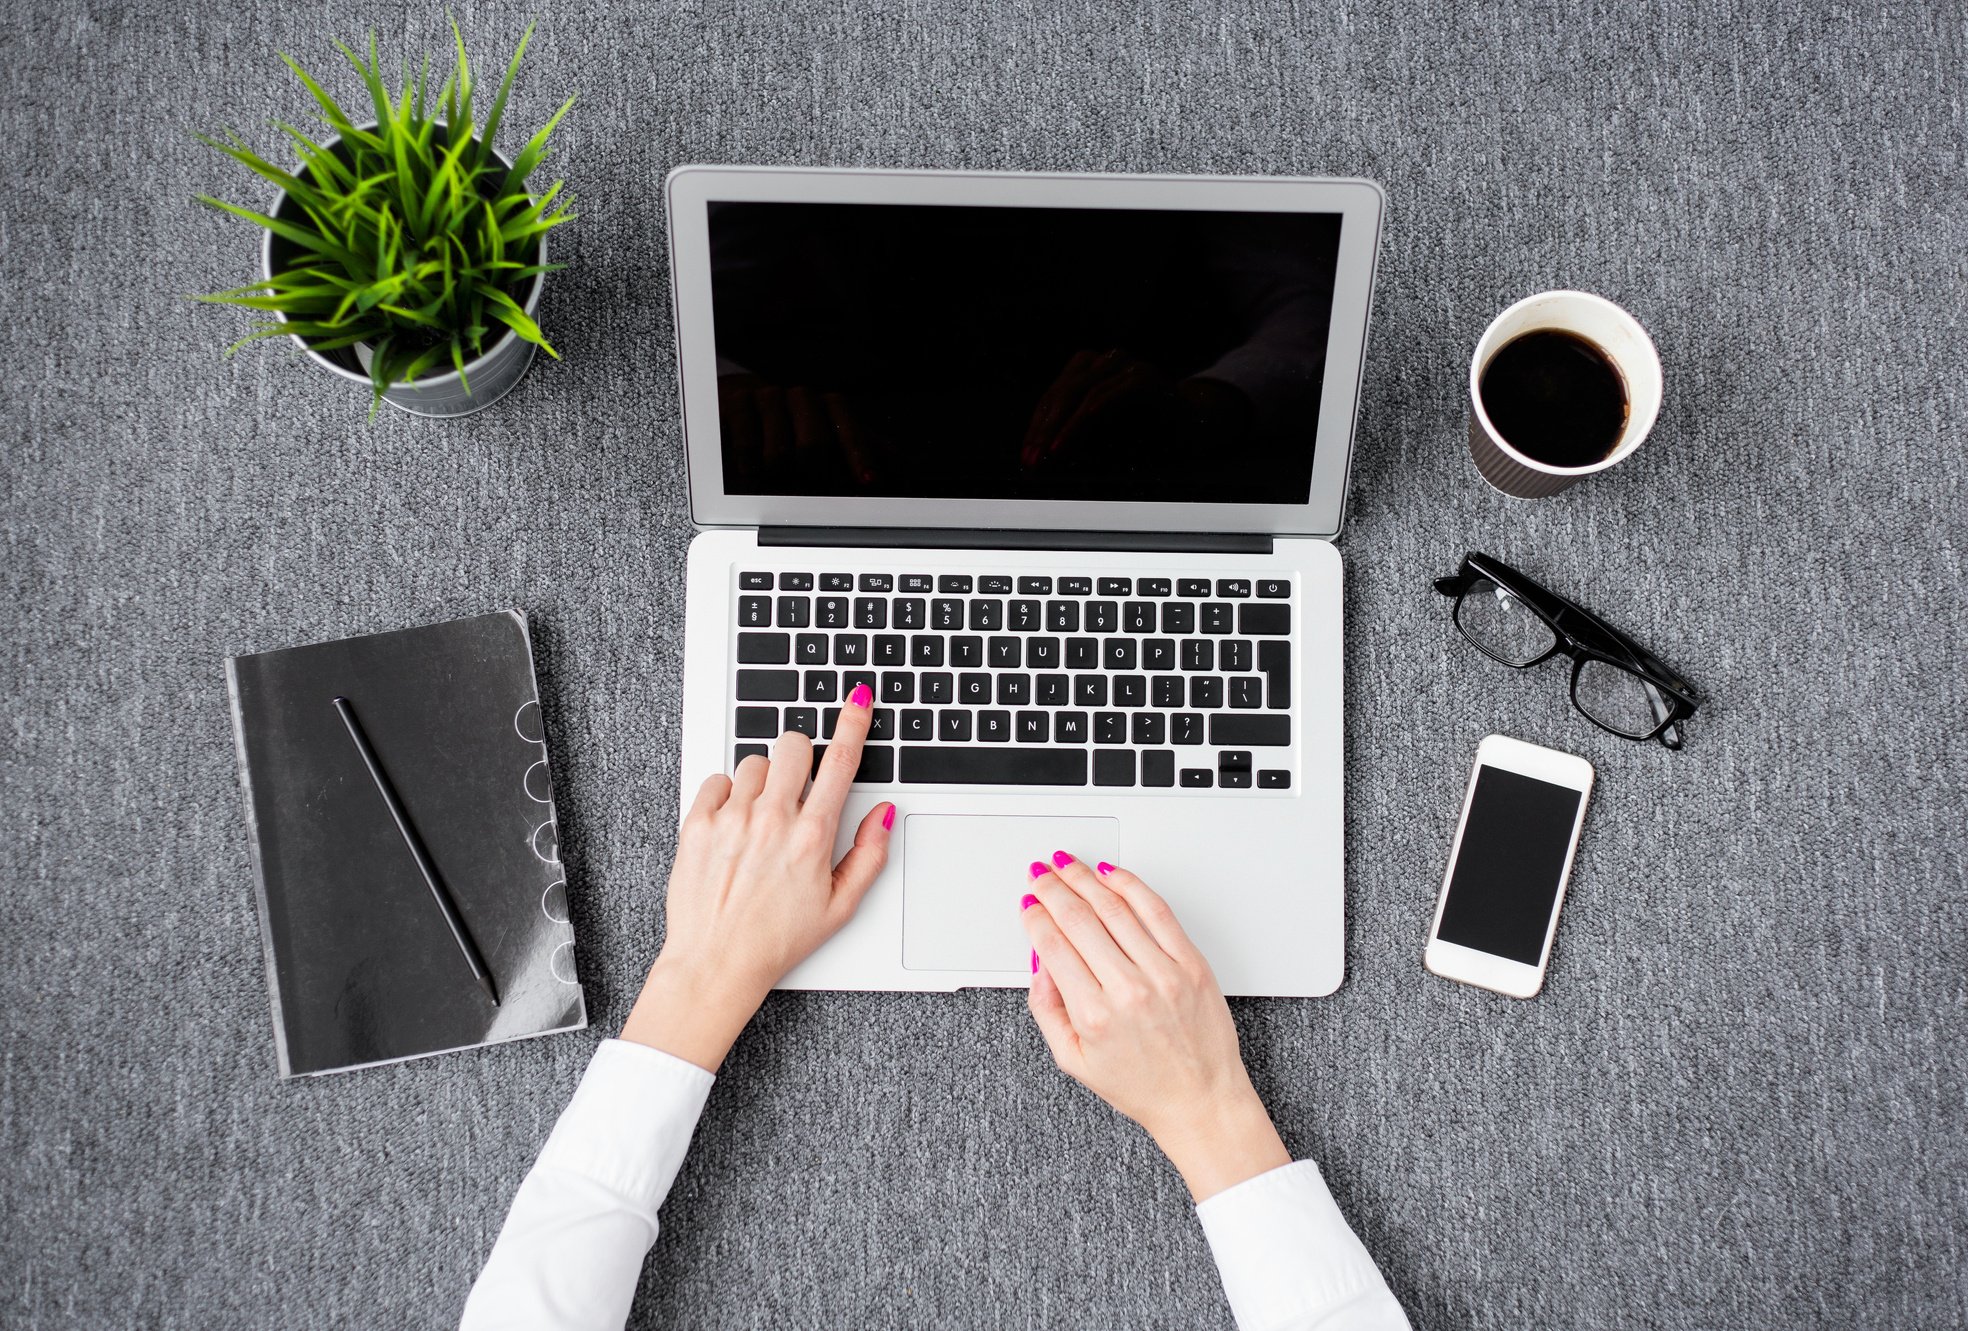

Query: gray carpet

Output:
[3, 2, 1963, 1327]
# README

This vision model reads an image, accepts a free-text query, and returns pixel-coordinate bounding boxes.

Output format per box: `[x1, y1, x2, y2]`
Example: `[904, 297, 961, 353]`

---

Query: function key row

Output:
[743, 572, 1290, 598]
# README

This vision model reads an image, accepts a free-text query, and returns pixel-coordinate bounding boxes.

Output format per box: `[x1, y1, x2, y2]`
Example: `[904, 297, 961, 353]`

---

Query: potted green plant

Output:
[197, 23, 574, 417]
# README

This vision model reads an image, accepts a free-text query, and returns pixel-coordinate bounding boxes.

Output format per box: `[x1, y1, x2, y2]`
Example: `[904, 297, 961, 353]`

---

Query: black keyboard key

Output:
[1131, 712, 1167, 745]
[881, 672, 915, 704]
[980, 575, 1014, 594]
[737, 632, 790, 664]
[899, 574, 934, 592]
[869, 708, 896, 740]
[1161, 602, 1195, 634]
[989, 636, 1022, 668]
[1172, 712, 1204, 745]
[779, 572, 814, 591]
[1074, 675, 1108, 707]
[1086, 601, 1119, 633]
[1239, 603, 1291, 636]
[810, 743, 895, 784]
[1139, 578, 1172, 597]
[901, 709, 934, 740]
[1009, 599, 1042, 631]
[737, 670, 798, 701]
[1178, 578, 1211, 597]
[1259, 769, 1292, 788]
[842, 670, 876, 701]
[858, 573, 894, 592]
[939, 710, 974, 742]
[1098, 577, 1132, 595]
[1055, 711, 1090, 742]
[734, 706, 778, 738]
[738, 595, 772, 628]
[997, 673, 1031, 705]
[1142, 750, 1175, 787]
[874, 635, 906, 666]
[920, 672, 954, 704]
[1066, 637, 1098, 669]
[1018, 576, 1054, 594]
[1221, 640, 1252, 672]
[969, 600, 1004, 631]
[795, 633, 828, 665]
[1220, 769, 1253, 788]
[804, 671, 839, 702]
[1216, 578, 1252, 598]
[1123, 601, 1155, 633]
[900, 747, 1087, 785]
[894, 599, 925, 629]
[911, 635, 945, 667]
[1180, 768, 1214, 788]
[932, 599, 964, 630]
[978, 710, 1012, 742]
[833, 635, 868, 666]
[1257, 579, 1290, 599]
[783, 707, 818, 736]
[1033, 673, 1067, 706]
[1260, 640, 1292, 709]
[1103, 638, 1137, 671]
[1095, 712, 1126, 744]
[1152, 675, 1185, 708]
[1210, 714, 1291, 746]
[776, 596, 811, 628]
[821, 573, 854, 592]
[1182, 639, 1214, 671]
[1142, 639, 1176, 672]
[958, 673, 992, 705]
[854, 598, 888, 630]
[1219, 750, 1252, 772]
[1200, 603, 1233, 634]
[1191, 677, 1224, 709]
[952, 636, 984, 668]
[1047, 600, 1081, 633]
[740, 571, 774, 590]
[1229, 676, 1262, 709]
[821, 707, 840, 738]
[1028, 637, 1061, 669]
[1114, 675, 1147, 708]
[1016, 710, 1049, 742]
[734, 743, 767, 765]
[938, 575, 973, 593]
[1094, 749, 1137, 787]
[1059, 577, 1093, 596]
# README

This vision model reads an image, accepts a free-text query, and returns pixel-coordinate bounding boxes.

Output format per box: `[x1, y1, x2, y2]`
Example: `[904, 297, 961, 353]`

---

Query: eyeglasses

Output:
[1434, 552, 1701, 749]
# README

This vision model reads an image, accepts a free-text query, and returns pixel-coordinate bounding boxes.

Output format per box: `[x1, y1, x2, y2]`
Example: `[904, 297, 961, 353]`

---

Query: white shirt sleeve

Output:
[1196, 1160, 1411, 1331]
[460, 1039, 716, 1331]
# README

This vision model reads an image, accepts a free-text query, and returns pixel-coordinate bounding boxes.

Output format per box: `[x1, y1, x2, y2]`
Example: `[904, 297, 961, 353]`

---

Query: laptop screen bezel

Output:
[666, 166, 1384, 539]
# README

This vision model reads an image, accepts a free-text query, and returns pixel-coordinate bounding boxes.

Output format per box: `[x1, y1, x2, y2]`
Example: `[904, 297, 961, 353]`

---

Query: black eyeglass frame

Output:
[1433, 551, 1702, 749]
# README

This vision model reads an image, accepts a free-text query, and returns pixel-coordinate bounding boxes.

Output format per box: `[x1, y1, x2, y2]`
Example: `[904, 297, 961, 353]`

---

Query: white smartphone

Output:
[1424, 734, 1595, 998]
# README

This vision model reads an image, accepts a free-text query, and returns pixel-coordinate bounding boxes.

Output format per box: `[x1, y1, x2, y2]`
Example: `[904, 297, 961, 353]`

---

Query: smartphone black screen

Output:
[1436, 766, 1584, 965]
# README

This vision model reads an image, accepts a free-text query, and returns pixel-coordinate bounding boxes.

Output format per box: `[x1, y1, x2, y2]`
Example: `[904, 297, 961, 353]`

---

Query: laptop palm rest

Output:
[902, 814, 1122, 974]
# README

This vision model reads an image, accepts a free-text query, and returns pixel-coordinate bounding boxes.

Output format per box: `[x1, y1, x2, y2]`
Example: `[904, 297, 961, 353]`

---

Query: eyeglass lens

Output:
[1573, 656, 1674, 737]
[1455, 578, 1557, 666]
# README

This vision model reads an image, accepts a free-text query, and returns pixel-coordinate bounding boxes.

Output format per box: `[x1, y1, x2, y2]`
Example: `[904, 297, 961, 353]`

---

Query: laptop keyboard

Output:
[728, 568, 1297, 792]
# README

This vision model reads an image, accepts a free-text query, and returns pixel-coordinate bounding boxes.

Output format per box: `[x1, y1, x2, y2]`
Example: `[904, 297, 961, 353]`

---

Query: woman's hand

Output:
[621, 683, 894, 1071]
[1021, 854, 1290, 1201]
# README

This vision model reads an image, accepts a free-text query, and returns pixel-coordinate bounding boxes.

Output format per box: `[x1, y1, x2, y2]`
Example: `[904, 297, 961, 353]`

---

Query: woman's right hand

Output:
[1019, 853, 1291, 1202]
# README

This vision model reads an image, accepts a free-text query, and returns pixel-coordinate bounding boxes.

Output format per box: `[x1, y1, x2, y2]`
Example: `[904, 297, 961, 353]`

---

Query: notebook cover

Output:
[226, 611, 586, 1077]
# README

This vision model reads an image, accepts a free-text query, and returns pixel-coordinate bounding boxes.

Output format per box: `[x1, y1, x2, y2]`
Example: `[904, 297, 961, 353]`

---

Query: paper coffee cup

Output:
[1467, 290, 1662, 499]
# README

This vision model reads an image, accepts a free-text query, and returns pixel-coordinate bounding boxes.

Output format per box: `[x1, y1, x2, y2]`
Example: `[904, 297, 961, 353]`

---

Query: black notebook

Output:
[226, 611, 586, 1077]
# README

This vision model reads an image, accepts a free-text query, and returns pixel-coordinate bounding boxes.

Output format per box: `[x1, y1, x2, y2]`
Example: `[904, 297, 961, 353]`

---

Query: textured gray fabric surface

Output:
[3, 3, 1964, 1328]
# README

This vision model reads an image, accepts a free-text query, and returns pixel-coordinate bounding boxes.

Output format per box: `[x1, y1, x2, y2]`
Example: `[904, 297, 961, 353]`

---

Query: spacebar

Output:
[900, 747, 1088, 785]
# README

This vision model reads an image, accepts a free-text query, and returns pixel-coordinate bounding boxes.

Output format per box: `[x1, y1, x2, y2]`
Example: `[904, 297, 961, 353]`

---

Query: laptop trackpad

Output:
[902, 814, 1122, 973]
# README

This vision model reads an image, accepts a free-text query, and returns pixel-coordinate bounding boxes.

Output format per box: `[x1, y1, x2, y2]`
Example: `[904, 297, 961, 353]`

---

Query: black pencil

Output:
[332, 696, 500, 1006]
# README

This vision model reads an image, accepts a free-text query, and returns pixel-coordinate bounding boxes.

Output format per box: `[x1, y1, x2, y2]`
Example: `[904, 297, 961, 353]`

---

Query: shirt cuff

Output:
[534, 1038, 717, 1220]
[1196, 1159, 1406, 1331]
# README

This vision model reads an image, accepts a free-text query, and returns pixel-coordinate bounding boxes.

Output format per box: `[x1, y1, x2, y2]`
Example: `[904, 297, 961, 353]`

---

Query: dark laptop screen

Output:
[705, 201, 1342, 505]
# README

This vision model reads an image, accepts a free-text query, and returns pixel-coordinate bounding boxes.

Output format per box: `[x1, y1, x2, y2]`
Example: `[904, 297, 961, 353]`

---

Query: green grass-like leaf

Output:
[196, 18, 572, 411]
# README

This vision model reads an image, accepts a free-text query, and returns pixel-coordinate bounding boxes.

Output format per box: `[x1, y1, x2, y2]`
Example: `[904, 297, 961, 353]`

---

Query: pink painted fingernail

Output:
[1028, 861, 1048, 879]
[882, 803, 896, 830]
[1051, 850, 1073, 868]
[1020, 893, 1039, 911]
[1096, 862, 1115, 875]
[1030, 949, 1040, 974]
[849, 682, 873, 708]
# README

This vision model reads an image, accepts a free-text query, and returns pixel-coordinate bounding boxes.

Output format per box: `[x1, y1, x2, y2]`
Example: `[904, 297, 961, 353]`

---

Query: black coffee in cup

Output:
[1478, 329, 1629, 468]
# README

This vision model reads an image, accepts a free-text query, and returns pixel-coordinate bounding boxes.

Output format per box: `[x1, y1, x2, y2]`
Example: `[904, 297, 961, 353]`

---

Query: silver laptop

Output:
[668, 166, 1384, 996]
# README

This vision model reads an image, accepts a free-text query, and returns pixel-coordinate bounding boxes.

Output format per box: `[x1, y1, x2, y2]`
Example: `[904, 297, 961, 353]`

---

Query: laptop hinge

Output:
[758, 527, 1273, 555]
